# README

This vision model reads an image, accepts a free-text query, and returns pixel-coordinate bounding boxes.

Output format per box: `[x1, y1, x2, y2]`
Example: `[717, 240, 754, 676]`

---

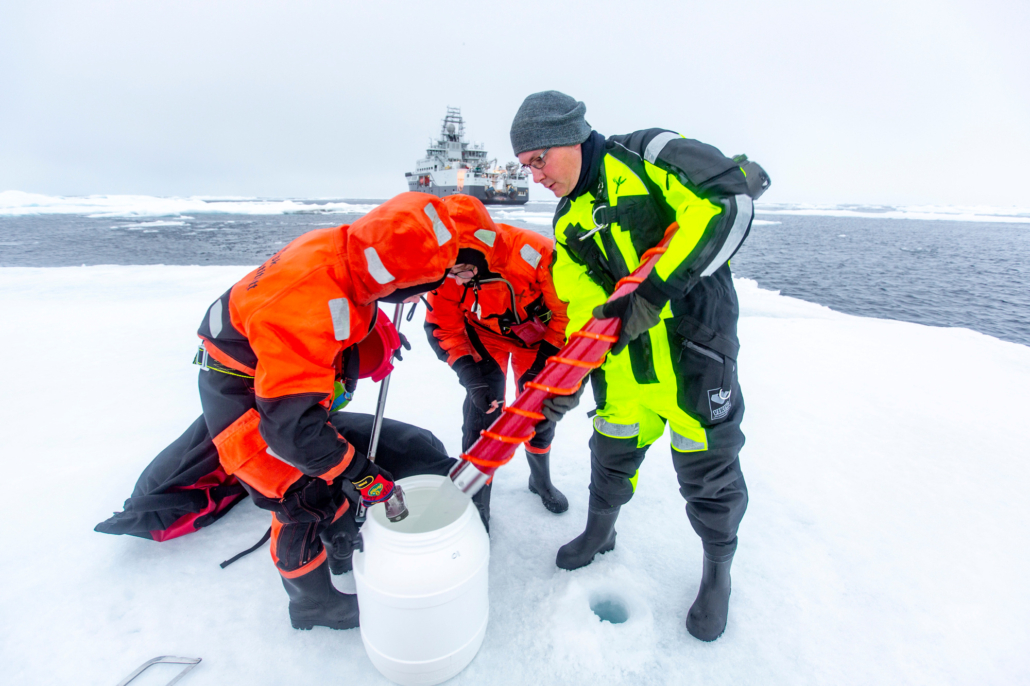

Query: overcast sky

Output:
[2, 0, 1027, 206]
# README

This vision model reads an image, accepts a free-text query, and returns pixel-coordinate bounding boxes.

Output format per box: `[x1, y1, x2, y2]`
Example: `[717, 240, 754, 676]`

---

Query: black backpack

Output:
[95, 415, 248, 541]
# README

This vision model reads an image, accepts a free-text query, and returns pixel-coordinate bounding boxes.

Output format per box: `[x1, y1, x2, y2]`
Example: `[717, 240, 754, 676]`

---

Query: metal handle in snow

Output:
[115, 656, 201, 686]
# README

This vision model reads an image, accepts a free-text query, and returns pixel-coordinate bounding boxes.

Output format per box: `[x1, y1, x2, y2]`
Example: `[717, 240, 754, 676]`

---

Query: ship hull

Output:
[406, 108, 530, 205]
[405, 179, 529, 205]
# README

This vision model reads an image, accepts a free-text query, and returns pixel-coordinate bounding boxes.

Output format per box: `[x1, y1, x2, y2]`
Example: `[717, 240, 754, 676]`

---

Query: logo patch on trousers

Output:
[707, 388, 732, 421]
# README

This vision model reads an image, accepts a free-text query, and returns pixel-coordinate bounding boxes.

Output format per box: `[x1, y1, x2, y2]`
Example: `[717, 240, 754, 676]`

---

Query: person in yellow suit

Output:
[510, 91, 770, 641]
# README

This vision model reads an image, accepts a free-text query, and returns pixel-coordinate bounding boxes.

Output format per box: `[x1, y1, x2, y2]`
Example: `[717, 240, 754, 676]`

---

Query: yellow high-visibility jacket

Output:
[551, 129, 768, 428]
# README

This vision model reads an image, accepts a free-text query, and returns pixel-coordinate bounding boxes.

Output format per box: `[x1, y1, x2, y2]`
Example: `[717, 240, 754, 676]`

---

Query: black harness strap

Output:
[220, 526, 272, 569]
[193, 346, 255, 380]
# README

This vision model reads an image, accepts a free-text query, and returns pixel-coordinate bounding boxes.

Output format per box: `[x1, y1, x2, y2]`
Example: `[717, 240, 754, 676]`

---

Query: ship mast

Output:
[442, 107, 465, 142]
[406, 107, 528, 204]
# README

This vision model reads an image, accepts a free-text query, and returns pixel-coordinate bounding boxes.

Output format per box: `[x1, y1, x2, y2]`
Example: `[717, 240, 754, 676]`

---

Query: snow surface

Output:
[1, 266, 1028, 685]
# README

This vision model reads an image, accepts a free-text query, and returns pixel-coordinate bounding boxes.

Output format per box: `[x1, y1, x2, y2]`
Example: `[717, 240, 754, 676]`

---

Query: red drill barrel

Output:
[448, 223, 679, 495]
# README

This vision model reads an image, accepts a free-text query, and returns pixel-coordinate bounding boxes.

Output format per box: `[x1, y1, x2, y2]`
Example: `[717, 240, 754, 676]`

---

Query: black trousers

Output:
[587, 425, 748, 558]
[461, 392, 555, 453]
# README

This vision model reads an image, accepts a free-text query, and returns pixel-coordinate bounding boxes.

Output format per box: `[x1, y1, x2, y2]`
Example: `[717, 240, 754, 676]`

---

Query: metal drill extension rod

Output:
[368, 302, 405, 461]
[356, 303, 407, 522]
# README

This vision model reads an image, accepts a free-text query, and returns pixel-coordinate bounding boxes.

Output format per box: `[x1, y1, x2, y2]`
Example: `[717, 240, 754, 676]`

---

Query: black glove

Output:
[452, 355, 505, 414]
[592, 289, 664, 356]
[342, 345, 360, 394]
[393, 332, 411, 361]
[540, 381, 587, 423]
[518, 342, 560, 392]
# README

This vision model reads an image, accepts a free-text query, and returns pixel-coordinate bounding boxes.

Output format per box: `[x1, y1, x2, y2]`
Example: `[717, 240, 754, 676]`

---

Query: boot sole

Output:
[528, 481, 569, 514]
[686, 623, 726, 642]
[291, 616, 359, 631]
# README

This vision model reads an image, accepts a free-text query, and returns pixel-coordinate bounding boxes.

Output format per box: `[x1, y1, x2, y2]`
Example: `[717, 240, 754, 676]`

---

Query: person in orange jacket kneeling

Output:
[195, 192, 458, 630]
[424, 195, 570, 523]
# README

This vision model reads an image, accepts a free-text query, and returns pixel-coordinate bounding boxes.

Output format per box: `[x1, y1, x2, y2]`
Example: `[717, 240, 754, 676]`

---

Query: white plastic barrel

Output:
[353, 474, 490, 686]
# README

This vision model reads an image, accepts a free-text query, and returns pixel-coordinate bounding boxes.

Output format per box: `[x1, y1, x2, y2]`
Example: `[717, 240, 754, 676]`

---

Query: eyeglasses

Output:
[520, 148, 551, 173]
[449, 265, 477, 280]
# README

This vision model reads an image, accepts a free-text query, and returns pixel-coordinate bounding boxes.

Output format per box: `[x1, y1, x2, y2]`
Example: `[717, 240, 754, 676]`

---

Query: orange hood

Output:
[345, 192, 459, 305]
[440, 194, 508, 268]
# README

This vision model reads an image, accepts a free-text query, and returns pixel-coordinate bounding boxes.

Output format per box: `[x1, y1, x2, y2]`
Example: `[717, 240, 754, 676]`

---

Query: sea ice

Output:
[0, 266, 1027, 685]
[0, 190, 379, 218]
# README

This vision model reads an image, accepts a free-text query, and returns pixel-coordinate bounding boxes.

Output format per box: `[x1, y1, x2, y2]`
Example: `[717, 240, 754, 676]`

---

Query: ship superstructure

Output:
[406, 107, 529, 205]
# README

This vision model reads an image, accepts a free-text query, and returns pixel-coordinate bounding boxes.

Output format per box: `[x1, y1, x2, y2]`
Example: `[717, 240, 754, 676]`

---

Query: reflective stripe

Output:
[520, 244, 542, 268]
[265, 445, 299, 468]
[685, 340, 723, 363]
[671, 430, 706, 452]
[424, 204, 452, 246]
[364, 247, 395, 284]
[701, 195, 753, 277]
[209, 299, 223, 337]
[643, 131, 680, 165]
[473, 229, 496, 247]
[327, 297, 350, 341]
[593, 415, 640, 438]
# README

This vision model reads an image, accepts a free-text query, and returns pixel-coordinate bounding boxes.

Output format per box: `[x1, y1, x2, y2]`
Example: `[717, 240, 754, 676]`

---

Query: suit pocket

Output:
[212, 408, 303, 499]
[670, 317, 739, 426]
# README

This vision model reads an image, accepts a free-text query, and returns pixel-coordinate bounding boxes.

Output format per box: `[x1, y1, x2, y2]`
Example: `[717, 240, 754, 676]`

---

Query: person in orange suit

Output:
[194, 192, 458, 630]
[424, 195, 570, 523]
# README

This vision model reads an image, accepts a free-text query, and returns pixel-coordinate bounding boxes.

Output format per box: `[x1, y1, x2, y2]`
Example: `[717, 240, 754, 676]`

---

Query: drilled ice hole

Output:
[590, 595, 629, 624]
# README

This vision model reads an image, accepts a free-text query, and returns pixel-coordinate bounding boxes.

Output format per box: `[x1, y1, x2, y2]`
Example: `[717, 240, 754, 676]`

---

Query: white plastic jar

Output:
[353, 474, 490, 686]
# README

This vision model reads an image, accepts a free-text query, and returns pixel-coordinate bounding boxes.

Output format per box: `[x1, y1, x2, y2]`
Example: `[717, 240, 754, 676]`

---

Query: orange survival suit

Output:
[424, 195, 570, 516]
[196, 192, 457, 582]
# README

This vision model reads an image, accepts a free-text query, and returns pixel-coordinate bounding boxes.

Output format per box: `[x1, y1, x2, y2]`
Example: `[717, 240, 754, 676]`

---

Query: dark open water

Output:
[1, 201, 1027, 346]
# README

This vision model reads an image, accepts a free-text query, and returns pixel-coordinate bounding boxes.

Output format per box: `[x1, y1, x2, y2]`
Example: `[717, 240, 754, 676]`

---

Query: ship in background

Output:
[405, 107, 529, 205]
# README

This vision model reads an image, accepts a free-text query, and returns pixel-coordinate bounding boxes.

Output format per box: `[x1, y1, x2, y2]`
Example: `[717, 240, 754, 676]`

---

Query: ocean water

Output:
[730, 212, 1030, 346]
[1, 193, 1027, 346]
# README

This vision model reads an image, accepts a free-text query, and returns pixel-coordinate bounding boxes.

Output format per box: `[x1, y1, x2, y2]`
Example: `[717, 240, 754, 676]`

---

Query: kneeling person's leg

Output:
[252, 477, 358, 630]
[261, 477, 345, 575]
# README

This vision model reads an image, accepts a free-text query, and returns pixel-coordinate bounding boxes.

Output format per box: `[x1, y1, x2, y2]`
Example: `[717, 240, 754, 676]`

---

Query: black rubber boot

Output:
[526, 450, 569, 514]
[321, 510, 360, 575]
[281, 559, 359, 630]
[472, 482, 492, 534]
[555, 506, 619, 570]
[686, 551, 734, 641]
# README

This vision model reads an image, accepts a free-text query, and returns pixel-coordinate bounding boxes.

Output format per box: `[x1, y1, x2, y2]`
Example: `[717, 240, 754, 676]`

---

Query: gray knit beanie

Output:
[510, 91, 591, 155]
